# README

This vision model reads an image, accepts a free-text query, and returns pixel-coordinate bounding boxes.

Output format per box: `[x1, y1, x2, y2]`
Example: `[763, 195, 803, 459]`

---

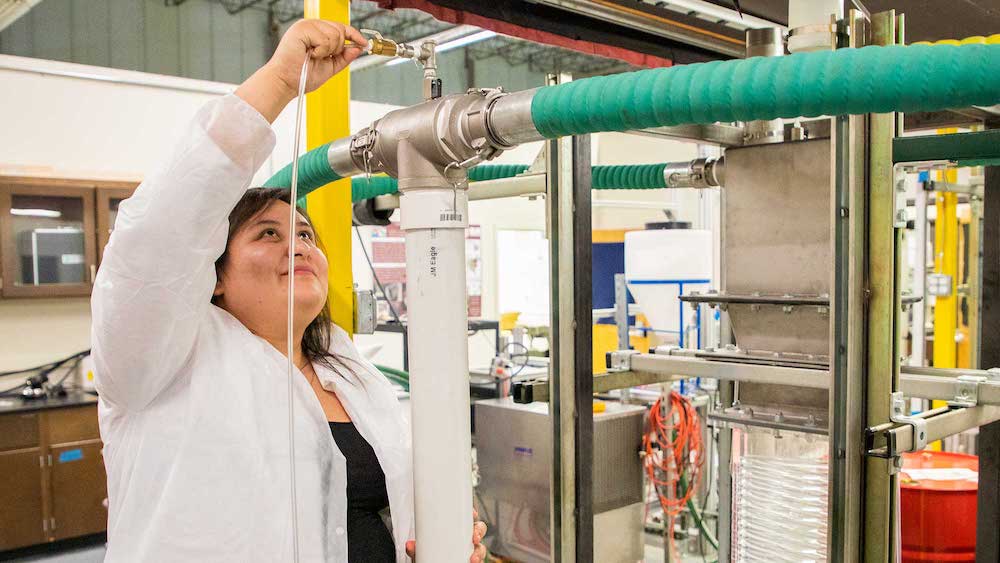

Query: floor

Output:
[9, 536, 708, 562]
[6, 543, 105, 563]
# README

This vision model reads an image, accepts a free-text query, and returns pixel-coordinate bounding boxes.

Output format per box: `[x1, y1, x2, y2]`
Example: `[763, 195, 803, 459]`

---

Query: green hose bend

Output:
[375, 364, 410, 391]
[262, 141, 342, 196]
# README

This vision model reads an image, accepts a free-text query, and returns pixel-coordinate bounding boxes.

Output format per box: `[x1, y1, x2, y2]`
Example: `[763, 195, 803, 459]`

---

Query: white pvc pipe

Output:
[401, 188, 474, 561]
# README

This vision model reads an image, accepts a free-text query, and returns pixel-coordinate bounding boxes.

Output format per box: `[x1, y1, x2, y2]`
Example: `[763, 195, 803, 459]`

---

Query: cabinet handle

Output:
[43, 519, 48, 532]
[47, 454, 52, 467]
[39, 455, 44, 468]
[51, 517, 56, 531]
[90, 264, 97, 283]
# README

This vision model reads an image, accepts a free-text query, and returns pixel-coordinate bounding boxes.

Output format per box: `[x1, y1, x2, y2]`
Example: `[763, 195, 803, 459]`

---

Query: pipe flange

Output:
[350, 127, 381, 173]
[481, 88, 520, 151]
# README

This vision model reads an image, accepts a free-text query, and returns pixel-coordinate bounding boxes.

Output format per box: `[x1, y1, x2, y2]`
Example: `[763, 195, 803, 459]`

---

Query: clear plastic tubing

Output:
[286, 55, 310, 563]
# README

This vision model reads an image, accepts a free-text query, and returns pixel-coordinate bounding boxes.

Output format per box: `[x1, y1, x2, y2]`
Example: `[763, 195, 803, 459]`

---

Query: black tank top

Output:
[329, 421, 395, 562]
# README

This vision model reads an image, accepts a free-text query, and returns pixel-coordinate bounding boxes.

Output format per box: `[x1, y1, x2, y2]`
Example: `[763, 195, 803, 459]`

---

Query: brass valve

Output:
[360, 29, 400, 57]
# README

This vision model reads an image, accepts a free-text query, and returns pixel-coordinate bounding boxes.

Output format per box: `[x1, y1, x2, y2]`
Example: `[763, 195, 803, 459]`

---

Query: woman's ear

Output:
[213, 277, 224, 298]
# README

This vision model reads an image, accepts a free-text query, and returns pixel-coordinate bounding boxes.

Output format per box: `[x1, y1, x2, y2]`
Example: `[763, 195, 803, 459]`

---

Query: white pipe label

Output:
[399, 189, 469, 230]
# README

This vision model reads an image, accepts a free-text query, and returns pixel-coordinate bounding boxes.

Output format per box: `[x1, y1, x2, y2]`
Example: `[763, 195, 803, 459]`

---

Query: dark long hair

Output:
[213, 188, 341, 372]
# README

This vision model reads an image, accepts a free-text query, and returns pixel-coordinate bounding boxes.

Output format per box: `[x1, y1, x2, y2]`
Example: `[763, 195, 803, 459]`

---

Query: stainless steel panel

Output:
[594, 503, 645, 563]
[474, 398, 645, 562]
[723, 139, 832, 356]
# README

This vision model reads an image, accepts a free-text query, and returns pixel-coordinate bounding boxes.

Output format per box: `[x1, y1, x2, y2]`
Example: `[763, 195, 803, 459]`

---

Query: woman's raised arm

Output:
[91, 20, 365, 411]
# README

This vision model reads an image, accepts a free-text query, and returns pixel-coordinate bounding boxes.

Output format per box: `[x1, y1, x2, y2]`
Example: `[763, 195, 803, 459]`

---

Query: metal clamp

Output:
[948, 375, 987, 408]
[606, 350, 639, 371]
[353, 288, 377, 335]
[889, 391, 927, 452]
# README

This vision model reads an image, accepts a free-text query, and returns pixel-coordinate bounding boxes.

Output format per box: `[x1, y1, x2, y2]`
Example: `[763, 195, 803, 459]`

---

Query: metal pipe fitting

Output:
[326, 137, 363, 178]
[486, 88, 545, 147]
[663, 157, 725, 188]
[744, 28, 786, 146]
[352, 88, 511, 190]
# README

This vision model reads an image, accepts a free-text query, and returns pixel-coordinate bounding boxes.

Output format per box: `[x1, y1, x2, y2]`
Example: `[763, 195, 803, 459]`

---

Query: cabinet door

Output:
[0, 449, 46, 550]
[49, 441, 107, 541]
[0, 179, 97, 298]
[96, 185, 136, 264]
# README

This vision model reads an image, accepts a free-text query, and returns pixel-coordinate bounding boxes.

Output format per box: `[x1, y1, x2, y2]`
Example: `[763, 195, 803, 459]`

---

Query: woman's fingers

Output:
[405, 539, 416, 558]
[472, 521, 487, 544]
[342, 24, 368, 50]
[313, 20, 345, 58]
[294, 20, 334, 58]
[469, 543, 487, 563]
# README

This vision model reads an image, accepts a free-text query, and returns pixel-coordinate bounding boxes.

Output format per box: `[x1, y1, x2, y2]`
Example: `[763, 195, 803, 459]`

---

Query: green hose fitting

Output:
[262, 141, 342, 196]
[530, 43, 1000, 138]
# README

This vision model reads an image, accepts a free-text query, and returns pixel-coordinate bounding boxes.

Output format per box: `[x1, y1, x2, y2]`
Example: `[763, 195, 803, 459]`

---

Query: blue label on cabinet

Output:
[58, 449, 83, 463]
[514, 446, 533, 457]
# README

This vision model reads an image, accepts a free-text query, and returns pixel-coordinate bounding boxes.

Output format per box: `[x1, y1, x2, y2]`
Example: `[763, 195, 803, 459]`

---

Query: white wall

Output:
[591, 132, 704, 229]
[0, 55, 401, 373]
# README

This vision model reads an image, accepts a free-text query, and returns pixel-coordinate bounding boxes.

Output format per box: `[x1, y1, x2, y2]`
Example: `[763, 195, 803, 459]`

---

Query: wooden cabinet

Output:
[96, 186, 135, 264]
[0, 411, 46, 551]
[0, 177, 136, 299]
[0, 404, 107, 552]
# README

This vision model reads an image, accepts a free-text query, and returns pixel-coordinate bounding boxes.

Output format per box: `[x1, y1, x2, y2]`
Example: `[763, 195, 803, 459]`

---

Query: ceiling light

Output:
[11, 209, 62, 218]
[385, 30, 498, 66]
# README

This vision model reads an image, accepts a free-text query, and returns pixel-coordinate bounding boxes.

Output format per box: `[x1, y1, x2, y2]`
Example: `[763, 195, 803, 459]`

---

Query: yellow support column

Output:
[930, 164, 959, 449]
[304, 0, 353, 334]
[934, 185, 959, 370]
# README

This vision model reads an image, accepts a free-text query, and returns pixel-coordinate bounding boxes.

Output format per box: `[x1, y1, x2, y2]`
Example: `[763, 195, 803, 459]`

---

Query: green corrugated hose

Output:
[375, 364, 410, 391]
[530, 43, 1000, 138]
[468, 164, 531, 181]
[352, 176, 400, 202]
[349, 163, 670, 202]
[267, 44, 1000, 194]
[262, 141, 340, 197]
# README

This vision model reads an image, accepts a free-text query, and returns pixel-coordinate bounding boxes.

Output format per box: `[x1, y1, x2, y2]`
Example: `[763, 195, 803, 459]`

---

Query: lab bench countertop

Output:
[0, 391, 99, 415]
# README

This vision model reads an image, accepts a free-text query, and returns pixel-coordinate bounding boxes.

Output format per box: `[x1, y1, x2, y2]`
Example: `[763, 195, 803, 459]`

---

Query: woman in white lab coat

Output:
[91, 19, 486, 563]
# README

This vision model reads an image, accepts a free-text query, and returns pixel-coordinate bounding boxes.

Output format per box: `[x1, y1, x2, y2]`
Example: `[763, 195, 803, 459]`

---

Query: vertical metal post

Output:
[829, 9, 869, 562]
[912, 187, 929, 367]
[614, 273, 629, 350]
[967, 192, 983, 367]
[547, 73, 594, 563]
[976, 119, 1000, 563]
[716, 170, 733, 563]
[863, 11, 904, 563]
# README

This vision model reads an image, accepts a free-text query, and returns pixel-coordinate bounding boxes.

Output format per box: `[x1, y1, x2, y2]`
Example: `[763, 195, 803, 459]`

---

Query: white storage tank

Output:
[624, 223, 713, 348]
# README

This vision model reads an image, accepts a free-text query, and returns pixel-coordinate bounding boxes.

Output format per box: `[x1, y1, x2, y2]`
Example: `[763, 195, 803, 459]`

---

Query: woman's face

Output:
[214, 200, 329, 334]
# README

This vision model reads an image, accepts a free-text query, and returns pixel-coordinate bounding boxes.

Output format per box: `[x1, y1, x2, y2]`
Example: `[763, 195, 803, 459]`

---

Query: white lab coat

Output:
[91, 95, 414, 562]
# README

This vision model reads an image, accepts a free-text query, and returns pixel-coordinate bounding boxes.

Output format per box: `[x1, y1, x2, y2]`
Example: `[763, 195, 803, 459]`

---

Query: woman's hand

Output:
[235, 19, 367, 123]
[405, 508, 489, 562]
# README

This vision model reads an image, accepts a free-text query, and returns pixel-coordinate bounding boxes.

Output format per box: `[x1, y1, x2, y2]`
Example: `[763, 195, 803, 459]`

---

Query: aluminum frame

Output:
[545, 73, 594, 563]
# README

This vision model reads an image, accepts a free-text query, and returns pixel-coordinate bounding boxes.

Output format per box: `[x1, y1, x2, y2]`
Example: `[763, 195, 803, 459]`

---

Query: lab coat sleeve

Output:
[91, 94, 276, 411]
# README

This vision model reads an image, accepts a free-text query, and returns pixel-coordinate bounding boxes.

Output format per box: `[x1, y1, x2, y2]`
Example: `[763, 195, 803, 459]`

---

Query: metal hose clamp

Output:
[889, 391, 928, 452]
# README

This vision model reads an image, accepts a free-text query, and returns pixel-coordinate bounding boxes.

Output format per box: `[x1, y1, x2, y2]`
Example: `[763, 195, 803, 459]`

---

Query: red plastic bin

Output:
[900, 450, 979, 563]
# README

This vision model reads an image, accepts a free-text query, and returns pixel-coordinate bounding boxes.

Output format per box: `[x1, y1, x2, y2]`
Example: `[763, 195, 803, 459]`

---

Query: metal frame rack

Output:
[516, 7, 1000, 562]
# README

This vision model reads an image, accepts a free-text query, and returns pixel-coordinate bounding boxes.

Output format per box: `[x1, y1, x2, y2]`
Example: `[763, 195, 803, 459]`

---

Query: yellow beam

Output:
[931, 154, 959, 448]
[304, 0, 353, 334]
[934, 177, 959, 370]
